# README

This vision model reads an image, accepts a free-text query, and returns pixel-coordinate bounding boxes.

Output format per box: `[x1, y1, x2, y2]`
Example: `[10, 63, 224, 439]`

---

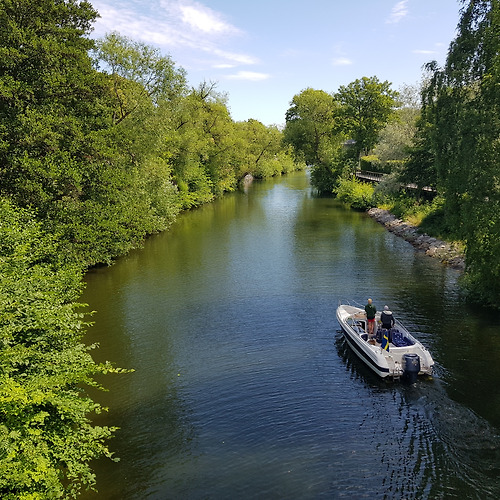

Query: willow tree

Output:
[422, 0, 500, 305]
[234, 119, 285, 179]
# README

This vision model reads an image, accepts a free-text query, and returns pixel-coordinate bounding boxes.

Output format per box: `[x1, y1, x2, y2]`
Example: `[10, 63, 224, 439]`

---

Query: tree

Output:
[398, 114, 437, 192]
[94, 32, 187, 125]
[335, 76, 399, 157]
[421, 0, 500, 305]
[284, 88, 340, 165]
[0, 199, 125, 498]
[0, 3, 131, 495]
[162, 85, 231, 207]
[34, 31, 191, 267]
[0, 0, 110, 211]
[374, 83, 420, 165]
[284, 88, 344, 192]
[234, 119, 284, 178]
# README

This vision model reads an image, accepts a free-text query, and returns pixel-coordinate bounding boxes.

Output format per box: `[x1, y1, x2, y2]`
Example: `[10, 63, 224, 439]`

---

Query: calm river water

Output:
[81, 170, 500, 499]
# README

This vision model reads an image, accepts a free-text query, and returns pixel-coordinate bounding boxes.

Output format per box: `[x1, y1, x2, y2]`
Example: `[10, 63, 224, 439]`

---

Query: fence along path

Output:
[355, 170, 435, 192]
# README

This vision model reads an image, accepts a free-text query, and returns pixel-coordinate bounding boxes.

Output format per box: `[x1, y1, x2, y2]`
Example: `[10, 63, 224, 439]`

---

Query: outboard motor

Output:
[402, 353, 420, 384]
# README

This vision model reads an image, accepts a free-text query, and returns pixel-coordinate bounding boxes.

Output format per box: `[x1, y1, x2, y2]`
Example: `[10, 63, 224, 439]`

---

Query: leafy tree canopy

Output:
[284, 88, 341, 166]
[94, 32, 188, 125]
[335, 76, 399, 157]
[416, 0, 500, 305]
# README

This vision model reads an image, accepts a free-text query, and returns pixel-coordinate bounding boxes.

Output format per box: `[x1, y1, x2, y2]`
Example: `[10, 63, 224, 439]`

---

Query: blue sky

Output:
[89, 0, 462, 126]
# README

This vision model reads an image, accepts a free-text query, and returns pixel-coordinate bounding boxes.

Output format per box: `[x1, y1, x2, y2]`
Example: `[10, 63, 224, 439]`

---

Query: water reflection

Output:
[81, 171, 500, 499]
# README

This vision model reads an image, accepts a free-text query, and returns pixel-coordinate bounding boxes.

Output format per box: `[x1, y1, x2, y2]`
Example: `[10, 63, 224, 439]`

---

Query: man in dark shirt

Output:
[365, 298, 376, 336]
[381, 305, 395, 330]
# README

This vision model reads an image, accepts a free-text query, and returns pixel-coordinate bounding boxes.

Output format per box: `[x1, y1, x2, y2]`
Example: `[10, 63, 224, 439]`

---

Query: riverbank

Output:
[367, 207, 465, 271]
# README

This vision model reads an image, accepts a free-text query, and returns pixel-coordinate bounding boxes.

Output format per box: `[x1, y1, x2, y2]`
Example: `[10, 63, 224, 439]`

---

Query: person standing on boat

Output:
[380, 305, 395, 330]
[365, 298, 376, 336]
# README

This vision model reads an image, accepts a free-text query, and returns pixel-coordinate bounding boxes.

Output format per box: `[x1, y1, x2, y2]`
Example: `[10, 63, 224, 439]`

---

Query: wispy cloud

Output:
[210, 48, 258, 65]
[412, 49, 437, 55]
[386, 0, 409, 24]
[332, 57, 353, 66]
[331, 43, 353, 67]
[213, 63, 235, 69]
[179, 3, 240, 35]
[226, 71, 270, 81]
[91, 0, 256, 69]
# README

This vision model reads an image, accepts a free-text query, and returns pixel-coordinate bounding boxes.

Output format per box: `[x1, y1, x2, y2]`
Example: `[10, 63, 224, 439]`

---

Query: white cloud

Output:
[213, 63, 235, 69]
[226, 71, 270, 81]
[386, 0, 409, 24]
[90, 1, 256, 71]
[179, 3, 239, 35]
[332, 57, 353, 66]
[412, 49, 437, 55]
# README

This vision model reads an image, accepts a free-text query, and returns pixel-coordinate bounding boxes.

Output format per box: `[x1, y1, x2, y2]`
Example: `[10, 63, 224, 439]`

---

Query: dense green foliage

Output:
[335, 76, 399, 158]
[403, 0, 500, 305]
[284, 1, 500, 306]
[334, 177, 374, 210]
[283, 88, 342, 166]
[0, 1, 304, 497]
[284, 78, 399, 193]
[0, 200, 127, 498]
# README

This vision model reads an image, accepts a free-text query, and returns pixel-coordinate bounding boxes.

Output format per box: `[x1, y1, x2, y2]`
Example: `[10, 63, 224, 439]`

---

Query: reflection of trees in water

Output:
[335, 335, 500, 499]
[82, 172, 500, 498]
[294, 193, 500, 431]
[82, 271, 196, 499]
[105, 388, 196, 499]
[80, 369, 195, 500]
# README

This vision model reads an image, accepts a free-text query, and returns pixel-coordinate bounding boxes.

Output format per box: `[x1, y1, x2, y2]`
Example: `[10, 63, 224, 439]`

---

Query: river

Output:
[81, 170, 500, 499]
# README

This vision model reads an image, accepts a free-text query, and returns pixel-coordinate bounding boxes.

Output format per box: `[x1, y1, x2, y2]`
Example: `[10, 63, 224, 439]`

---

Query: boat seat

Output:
[391, 330, 415, 347]
[353, 324, 365, 334]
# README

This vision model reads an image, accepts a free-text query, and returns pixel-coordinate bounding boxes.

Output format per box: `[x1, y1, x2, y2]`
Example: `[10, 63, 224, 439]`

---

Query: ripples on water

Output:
[338, 338, 500, 499]
[82, 172, 500, 499]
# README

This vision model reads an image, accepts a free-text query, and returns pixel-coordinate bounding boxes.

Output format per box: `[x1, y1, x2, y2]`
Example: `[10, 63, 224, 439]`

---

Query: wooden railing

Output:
[355, 170, 436, 193]
[355, 170, 385, 182]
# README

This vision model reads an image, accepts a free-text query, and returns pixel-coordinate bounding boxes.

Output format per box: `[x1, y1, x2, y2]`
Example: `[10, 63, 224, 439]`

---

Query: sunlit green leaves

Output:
[0, 2, 305, 495]
[418, 0, 500, 305]
[0, 199, 120, 497]
[334, 176, 375, 210]
[335, 76, 399, 158]
[284, 87, 341, 167]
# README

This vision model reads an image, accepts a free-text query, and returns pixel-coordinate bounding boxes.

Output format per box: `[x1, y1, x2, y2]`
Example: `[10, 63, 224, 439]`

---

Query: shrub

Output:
[334, 177, 375, 210]
[359, 155, 379, 171]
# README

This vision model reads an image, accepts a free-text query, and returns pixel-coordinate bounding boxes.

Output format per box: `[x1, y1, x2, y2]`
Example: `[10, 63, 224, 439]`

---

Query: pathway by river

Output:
[82, 170, 500, 499]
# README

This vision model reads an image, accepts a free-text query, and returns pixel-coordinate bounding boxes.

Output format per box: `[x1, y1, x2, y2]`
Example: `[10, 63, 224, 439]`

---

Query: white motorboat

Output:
[336, 303, 434, 381]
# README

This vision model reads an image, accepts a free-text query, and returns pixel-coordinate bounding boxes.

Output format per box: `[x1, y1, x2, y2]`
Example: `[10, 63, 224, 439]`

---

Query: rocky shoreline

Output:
[367, 208, 465, 271]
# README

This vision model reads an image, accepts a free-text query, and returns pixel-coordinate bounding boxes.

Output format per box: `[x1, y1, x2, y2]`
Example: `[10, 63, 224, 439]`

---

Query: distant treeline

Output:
[283, 1, 500, 308]
[0, 1, 304, 497]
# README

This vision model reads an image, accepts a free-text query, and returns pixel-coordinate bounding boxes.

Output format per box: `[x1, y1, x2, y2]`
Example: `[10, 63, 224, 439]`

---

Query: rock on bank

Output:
[367, 208, 465, 271]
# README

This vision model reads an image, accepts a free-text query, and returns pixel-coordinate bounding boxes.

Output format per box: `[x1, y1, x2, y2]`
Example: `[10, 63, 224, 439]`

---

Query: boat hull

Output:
[340, 324, 391, 377]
